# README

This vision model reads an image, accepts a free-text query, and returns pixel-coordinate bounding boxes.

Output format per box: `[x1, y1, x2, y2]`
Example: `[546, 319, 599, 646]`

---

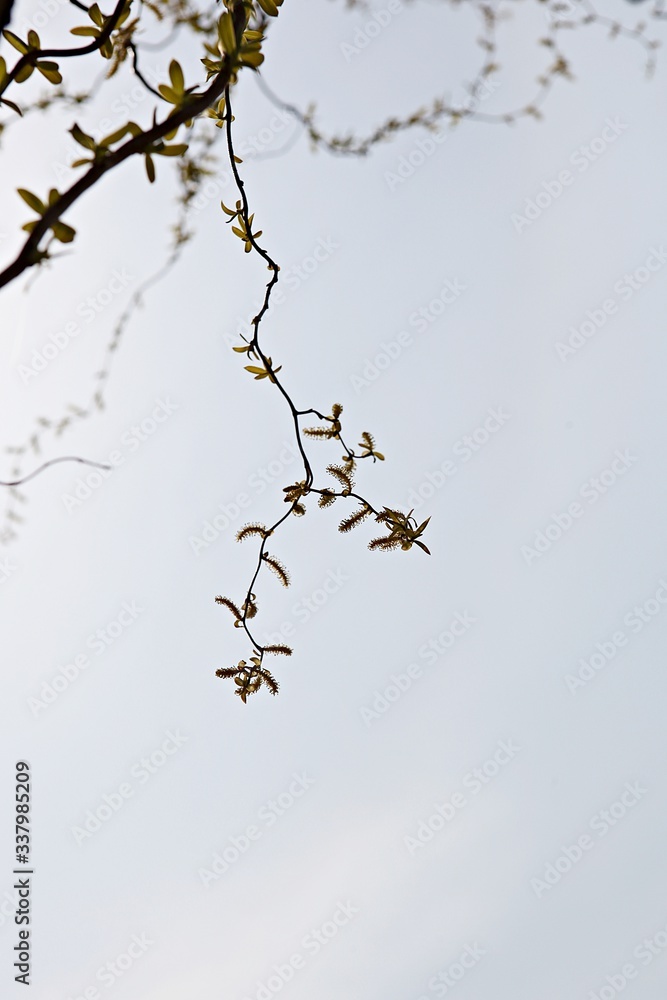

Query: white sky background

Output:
[2, 0, 667, 997]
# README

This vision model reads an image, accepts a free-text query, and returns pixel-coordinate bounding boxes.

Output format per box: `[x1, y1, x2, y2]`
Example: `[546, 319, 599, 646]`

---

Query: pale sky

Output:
[2, 1, 667, 998]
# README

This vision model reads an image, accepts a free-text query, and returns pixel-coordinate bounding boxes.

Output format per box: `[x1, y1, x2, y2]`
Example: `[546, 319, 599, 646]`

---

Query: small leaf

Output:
[51, 221, 76, 243]
[1, 97, 22, 116]
[14, 64, 33, 83]
[145, 153, 155, 183]
[156, 143, 188, 156]
[217, 11, 236, 54]
[99, 123, 134, 147]
[17, 189, 45, 214]
[88, 3, 104, 26]
[240, 50, 264, 68]
[37, 63, 62, 84]
[70, 123, 96, 149]
[256, 0, 279, 15]
[157, 84, 177, 103]
[169, 59, 184, 92]
[3, 30, 28, 53]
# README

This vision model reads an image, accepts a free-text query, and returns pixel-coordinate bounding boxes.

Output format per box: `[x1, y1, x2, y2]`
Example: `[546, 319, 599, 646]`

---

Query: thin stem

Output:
[219, 84, 400, 689]
[0, 456, 110, 487]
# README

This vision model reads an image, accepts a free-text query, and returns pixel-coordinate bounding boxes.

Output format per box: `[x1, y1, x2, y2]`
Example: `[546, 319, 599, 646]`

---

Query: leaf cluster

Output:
[369, 508, 431, 554]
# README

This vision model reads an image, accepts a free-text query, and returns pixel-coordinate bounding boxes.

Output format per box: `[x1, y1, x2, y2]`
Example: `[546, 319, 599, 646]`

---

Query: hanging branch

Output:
[212, 81, 430, 703]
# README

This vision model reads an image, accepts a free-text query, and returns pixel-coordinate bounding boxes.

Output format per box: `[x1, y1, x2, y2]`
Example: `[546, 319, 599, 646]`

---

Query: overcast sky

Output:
[2, 0, 667, 998]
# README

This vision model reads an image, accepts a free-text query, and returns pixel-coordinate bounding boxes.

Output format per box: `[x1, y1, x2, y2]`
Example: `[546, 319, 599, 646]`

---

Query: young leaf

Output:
[70, 124, 96, 150]
[36, 61, 61, 84]
[14, 64, 34, 83]
[217, 12, 236, 54]
[51, 221, 76, 243]
[17, 189, 45, 214]
[256, 0, 279, 15]
[3, 30, 28, 53]
[88, 3, 104, 27]
[0, 97, 22, 116]
[169, 59, 184, 92]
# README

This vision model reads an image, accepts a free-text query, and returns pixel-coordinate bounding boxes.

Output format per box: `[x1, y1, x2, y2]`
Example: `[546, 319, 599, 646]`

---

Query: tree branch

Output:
[0, 0, 15, 33]
[0, 0, 128, 97]
[0, 55, 237, 289]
